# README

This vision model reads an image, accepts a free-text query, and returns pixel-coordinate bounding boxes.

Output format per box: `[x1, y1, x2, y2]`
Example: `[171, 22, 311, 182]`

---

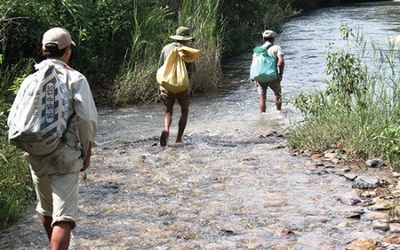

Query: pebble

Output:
[366, 159, 383, 168]
[389, 223, 400, 234]
[372, 222, 390, 232]
[352, 176, 381, 189]
[345, 238, 379, 250]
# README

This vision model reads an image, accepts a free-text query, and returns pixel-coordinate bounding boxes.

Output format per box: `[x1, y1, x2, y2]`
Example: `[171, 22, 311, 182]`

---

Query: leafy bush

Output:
[0, 140, 33, 230]
[0, 0, 342, 229]
[0, 92, 34, 230]
[289, 25, 400, 169]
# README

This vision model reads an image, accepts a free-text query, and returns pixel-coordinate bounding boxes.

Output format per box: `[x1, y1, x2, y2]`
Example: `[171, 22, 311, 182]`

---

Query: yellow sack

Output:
[156, 48, 189, 94]
[177, 46, 201, 63]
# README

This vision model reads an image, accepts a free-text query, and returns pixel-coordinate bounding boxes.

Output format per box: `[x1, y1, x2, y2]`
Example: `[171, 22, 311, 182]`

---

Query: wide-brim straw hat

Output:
[170, 26, 194, 41]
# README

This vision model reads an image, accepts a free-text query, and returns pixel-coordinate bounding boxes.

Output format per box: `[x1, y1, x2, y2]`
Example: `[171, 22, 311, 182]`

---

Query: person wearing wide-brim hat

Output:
[169, 26, 195, 41]
[157, 26, 197, 146]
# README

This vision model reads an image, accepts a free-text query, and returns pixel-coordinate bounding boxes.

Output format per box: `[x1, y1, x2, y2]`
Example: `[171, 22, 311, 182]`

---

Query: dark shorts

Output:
[257, 78, 281, 96]
[160, 89, 190, 111]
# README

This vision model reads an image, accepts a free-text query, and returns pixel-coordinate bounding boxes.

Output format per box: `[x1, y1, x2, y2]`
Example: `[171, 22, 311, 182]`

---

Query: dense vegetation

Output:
[0, 0, 364, 230]
[0, 0, 336, 229]
[289, 25, 400, 170]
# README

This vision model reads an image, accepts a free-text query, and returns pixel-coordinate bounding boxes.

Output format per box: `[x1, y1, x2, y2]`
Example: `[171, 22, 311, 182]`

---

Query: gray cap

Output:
[262, 30, 277, 38]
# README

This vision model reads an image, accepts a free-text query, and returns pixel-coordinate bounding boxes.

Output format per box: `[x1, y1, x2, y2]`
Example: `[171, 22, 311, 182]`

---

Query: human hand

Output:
[80, 145, 91, 172]
[81, 155, 90, 172]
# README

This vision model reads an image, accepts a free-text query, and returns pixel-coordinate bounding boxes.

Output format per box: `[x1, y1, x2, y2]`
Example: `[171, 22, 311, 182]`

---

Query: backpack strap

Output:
[61, 112, 76, 143]
[265, 44, 277, 68]
[56, 65, 75, 143]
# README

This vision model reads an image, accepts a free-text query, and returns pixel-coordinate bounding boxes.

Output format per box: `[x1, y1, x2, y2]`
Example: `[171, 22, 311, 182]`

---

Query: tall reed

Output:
[112, 2, 171, 105]
[179, 0, 223, 92]
[112, 0, 223, 104]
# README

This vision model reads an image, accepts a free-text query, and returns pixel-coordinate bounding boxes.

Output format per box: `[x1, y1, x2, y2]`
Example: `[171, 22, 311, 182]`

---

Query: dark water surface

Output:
[1, 2, 400, 249]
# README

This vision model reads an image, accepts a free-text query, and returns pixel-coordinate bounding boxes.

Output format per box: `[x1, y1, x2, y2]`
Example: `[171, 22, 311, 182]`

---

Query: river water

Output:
[2, 2, 400, 250]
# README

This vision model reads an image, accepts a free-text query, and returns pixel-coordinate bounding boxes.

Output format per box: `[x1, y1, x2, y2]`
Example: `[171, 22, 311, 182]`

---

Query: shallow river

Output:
[2, 1, 400, 250]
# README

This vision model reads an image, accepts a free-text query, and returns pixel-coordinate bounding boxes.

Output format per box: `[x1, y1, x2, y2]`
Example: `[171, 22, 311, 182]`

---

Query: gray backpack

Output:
[8, 63, 71, 156]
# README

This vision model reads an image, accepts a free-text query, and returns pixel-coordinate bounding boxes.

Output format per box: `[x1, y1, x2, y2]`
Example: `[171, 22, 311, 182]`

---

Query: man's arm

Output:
[71, 74, 98, 171]
[81, 142, 91, 172]
[278, 54, 284, 79]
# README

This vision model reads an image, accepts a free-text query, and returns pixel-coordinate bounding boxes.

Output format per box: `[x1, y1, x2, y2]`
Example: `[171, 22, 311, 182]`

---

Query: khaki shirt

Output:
[159, 42, 196, 75]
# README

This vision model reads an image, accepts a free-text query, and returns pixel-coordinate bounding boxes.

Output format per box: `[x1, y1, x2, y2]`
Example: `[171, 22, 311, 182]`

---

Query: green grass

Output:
[288, 25, 400, 169]
[0, 0, 344, 229]
[0, 151, 34, 229]
[0, 109, 34, 230]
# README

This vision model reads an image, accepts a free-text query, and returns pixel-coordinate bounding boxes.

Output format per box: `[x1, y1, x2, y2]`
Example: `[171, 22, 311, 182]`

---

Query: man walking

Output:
[158, 26, 196, 146]
[254, 30, 285, 112]
[18, 27, 98, 249]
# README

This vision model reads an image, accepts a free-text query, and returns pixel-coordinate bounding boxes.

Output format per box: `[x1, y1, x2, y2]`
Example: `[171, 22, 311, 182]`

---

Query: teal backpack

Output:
[250, 45, 277, 83]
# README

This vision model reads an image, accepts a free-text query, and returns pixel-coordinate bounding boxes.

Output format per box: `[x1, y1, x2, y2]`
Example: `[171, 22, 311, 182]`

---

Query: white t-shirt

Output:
[261, 42, 284, 64]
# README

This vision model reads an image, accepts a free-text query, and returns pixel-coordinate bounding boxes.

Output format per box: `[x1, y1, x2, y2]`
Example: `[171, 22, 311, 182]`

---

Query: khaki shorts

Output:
[160, 89, 190, 112]
[257, 78, 281, 96]
[27, 141, 83, 229]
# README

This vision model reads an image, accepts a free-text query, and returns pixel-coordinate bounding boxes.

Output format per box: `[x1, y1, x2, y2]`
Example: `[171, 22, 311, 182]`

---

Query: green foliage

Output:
[0, 0, 335, 106]
[0, 0, 343, 229]
[0, 6, 35, 229]
[219, 0, 341, 57]
[112, 0, 224, 104]
[291, 0, 340, 11]
[375, 125, 400, 165]
[219, 0, 286, 57]
[289, 26, 400, 169]
[0, 143, 33, 230]
[0, 74, 34, 230]
[180, 0, 222, 92]
[112, 2, 172, 105]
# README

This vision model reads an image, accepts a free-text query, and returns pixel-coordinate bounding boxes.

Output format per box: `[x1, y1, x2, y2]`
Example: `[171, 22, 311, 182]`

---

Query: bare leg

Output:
[259, 95, 266, 113]
[160, 96, 173, 146]
[51, 221, 72, 250]
[176, 112, 188, 143]
[275, 93, 282, 111]
[41, 215, 53, 241]
[164, 111, 172, 132]
[176, 98, 189, 143]
[160, 111, 172, 146]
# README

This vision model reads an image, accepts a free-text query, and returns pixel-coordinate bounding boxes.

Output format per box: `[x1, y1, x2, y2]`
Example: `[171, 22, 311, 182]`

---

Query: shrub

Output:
[289, 25, 400, 169]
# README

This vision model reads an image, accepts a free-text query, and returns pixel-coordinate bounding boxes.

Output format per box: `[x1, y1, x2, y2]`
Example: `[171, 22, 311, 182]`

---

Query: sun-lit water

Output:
[96, 2, 400, 147]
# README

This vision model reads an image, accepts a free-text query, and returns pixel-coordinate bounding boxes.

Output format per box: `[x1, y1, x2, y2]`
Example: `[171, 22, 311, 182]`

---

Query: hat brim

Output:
[170, 35, 194, 41]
